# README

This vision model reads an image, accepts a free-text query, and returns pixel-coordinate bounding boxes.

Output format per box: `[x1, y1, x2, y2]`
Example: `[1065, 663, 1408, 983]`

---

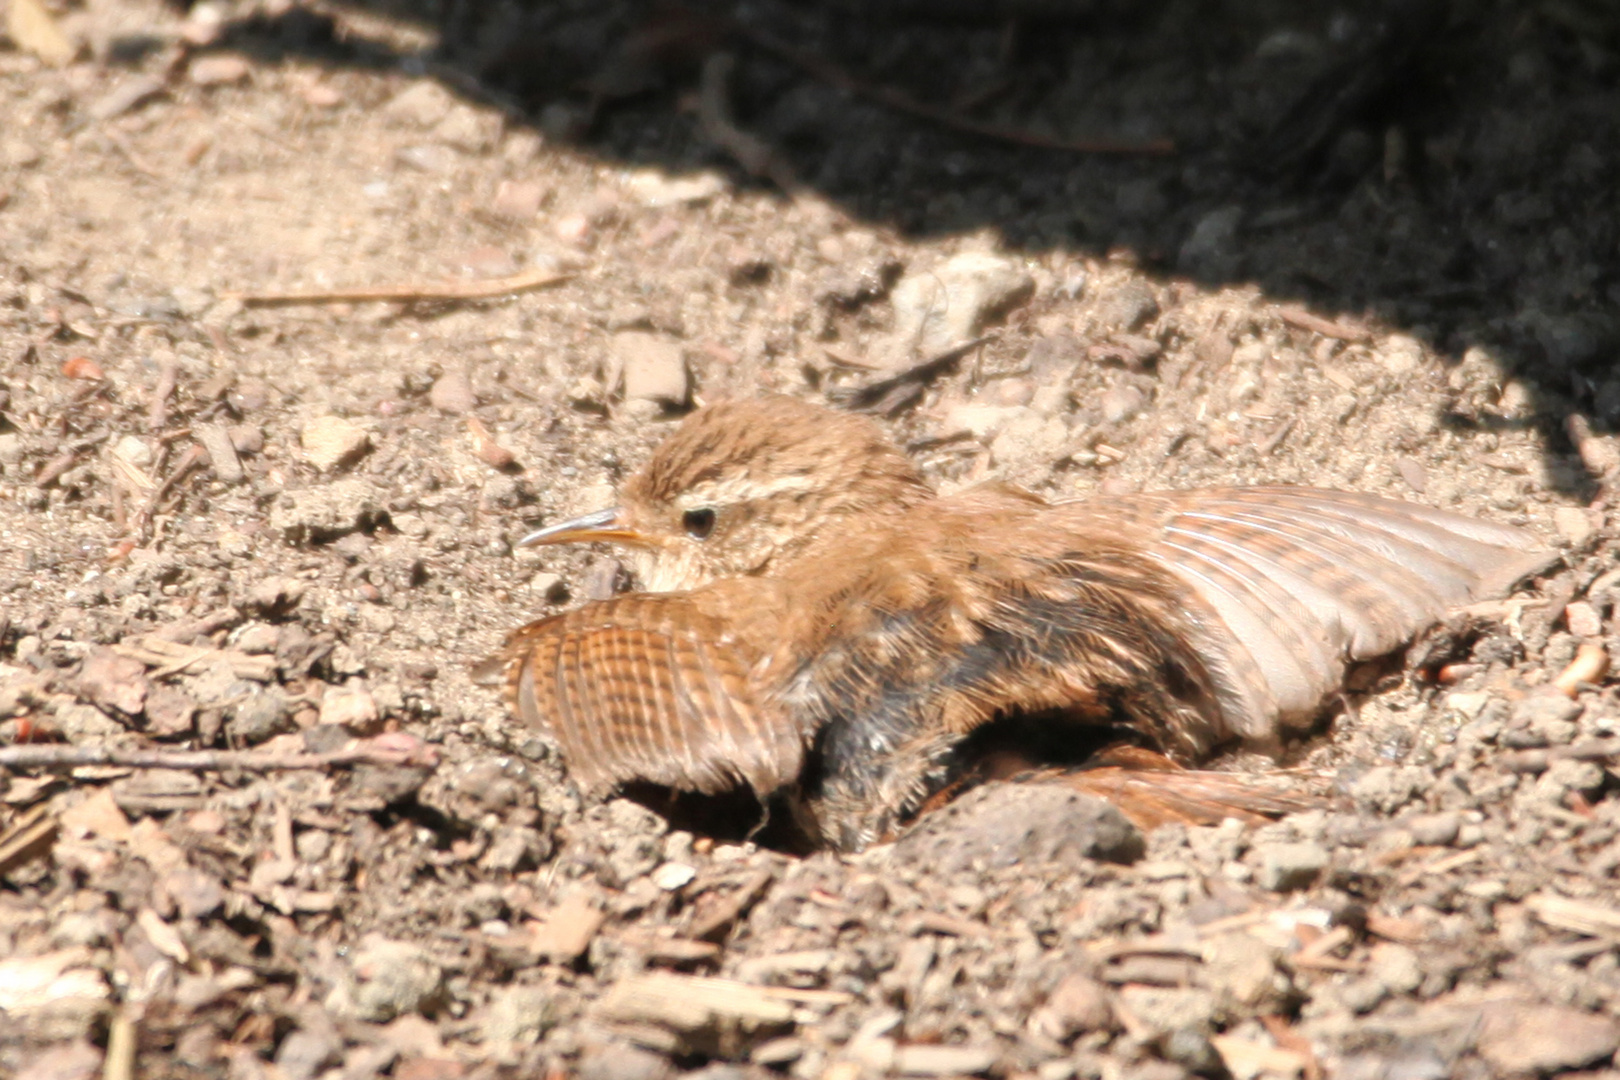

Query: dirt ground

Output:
[3, 0, 1620, 1077]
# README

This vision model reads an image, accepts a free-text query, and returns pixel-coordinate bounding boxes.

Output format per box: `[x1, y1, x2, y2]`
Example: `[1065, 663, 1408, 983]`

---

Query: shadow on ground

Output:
[171, 0, 1620, 493]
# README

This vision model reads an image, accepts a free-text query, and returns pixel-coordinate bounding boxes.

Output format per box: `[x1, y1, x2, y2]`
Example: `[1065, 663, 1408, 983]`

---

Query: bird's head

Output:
[519, 396, 934, 592]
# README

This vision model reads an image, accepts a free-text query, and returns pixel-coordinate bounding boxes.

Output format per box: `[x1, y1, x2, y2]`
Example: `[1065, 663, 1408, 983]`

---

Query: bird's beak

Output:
[517, 507, 655, 548]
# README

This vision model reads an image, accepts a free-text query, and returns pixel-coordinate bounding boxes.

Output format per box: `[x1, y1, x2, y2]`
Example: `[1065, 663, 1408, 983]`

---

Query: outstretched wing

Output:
[488, 587, 803, 798]
[1062, 486, 1557, 738]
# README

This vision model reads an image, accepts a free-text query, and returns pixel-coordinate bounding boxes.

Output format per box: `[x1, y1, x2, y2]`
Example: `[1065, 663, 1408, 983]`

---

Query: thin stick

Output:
[107, 131, 163, 179]
[733, 22, 1174, 157]
[224, 268, 574, 307]
[148, 353, 180, 431]
[830, 336, 994, 412]
[0, 806, 57, 878]
[698, 53, 798, 191]
[1276, 305, 1372, 343]
[104, 1012, 137, 1080]
[0, 742, 439, 772]
[1259, 415, 1297, 456]
[131, 442, 207, 544]
[35, 449, 79, 487]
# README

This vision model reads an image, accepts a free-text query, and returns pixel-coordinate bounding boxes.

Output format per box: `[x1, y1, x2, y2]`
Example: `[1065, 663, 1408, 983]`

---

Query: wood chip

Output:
[0, 806, 58, 879]
[1321, 366, 1358, 392]
[195, 423, 244, 484]
[1212, 1033, 1308, 1080]
[529, 893, 604, 962]
[466, 416, 516, 469]
[136, 908, 190, 963]
[300, 415, 371, 471]
[7, 0, 75, 66]
[112, 635, 277, 682]
[687, 867, 776, 942]
[637, 936, 722, 966]
[1275, 305, 1372, 343]
[913, 911, 989, 937]
[1527, 893, 1620, 938]
[593, 972, 795, 1057]
[1555, 642, 1609, 696]
[1365, 913, 1426, 945]
[892, 1043, 998, 1076]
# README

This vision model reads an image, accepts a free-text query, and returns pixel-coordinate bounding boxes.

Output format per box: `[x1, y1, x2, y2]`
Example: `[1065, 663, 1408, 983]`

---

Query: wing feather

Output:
[1059, 486, 1556, 735]
[491, 590, 803, 798]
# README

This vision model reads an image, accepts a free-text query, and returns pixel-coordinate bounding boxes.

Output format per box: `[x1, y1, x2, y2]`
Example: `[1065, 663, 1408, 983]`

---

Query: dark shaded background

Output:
[195, 0, 1618, 485]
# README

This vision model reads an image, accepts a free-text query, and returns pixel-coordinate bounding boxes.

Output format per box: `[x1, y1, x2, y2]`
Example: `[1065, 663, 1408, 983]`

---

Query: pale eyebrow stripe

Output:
[673, 472, 818, 510]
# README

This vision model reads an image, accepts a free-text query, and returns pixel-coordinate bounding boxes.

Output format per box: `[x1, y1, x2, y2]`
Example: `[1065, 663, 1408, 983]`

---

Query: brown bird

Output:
[482, 396, 1554, 851]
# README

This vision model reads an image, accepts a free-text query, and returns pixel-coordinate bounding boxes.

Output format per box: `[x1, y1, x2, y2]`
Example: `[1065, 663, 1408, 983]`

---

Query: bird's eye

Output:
[682, 507, 717, 540]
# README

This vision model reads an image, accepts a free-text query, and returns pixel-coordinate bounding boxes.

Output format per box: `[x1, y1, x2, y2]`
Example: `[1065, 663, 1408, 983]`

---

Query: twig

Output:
[1258, 1016, 1322, 1080]
[732, 21, 1174, 157]
[698, 52, 798, 191]
[1291, 924, 1355, 966]
[106, 130, 163, 179]
[131, 442, 207, 544]
[1276, 305, 1371, 343]
[223, 268, 574, 307]
[1259, 415, 1297, 456]
[1555, 643, 1609, 697]
[1498, 737, 1620, 776]
[105, 1012, 137, 1080]
[821, 345, 883, 371]
[0, 806, 57, 878]
[828, 336, 993, 412]
[148, 353, 180, 431]
[34, 449, 79, 487]
[0, 742, 439, 772]
[688, 868, 776, 942]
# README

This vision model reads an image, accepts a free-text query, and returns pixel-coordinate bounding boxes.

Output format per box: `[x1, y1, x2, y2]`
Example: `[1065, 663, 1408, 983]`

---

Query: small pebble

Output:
[482, 985, 554, 1044]
[1379, 334, 1426, 374]
[318, 687, 379, 732]
[433, 104, 496, 153]
[383, 80, 453, 128]
[247, 576, 306, 615]
[891, 1044, 997, 1077]
[335, 935, 444, 1022]
[624, 168, 727, 208]
[886, 251, 1034, 365]
[111, 434, 153, 469]
[300, 416, 371, 471]
[1565, 600, 1602, 638]
[1367, 943, 1423, 995]
[428, 370, 475, 414]
[1553, 505, 1597, 547]
[229, 425, 265, 455]
[227, 686, 291, 744]
[1033, 973, 1114, 1040]
[195, 423, 244, 484]
[1090, 280, 1160, 332]
[1100, 383, 1147, 424]
[1406, 812, 1460, 847]
[1396, 457, 1428, 493]
[301, 82, 342, 108]
[396, 144, 458, 174]
[1255, 841, 1329, 891]
[1476, 1001, 1620, 1075]
[491, 179, 544, 221]
[613, 331, 689, 407]
[189, 54, 251, 86]
[650, 862, 696, 891]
